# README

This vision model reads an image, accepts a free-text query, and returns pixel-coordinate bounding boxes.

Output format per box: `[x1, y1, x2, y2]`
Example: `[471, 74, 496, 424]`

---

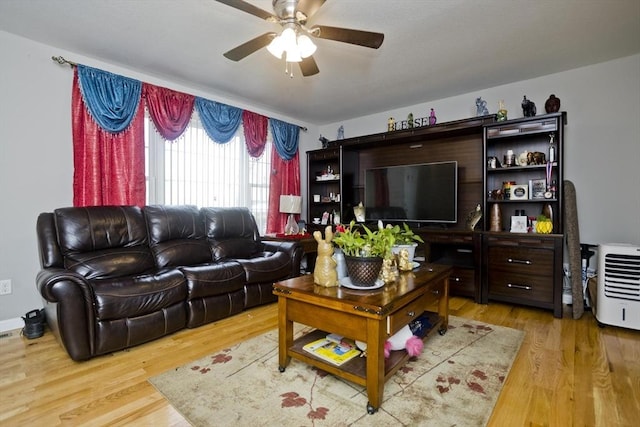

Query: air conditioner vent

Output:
[603, 253, 640, 301]
[596, 244, 640, 330]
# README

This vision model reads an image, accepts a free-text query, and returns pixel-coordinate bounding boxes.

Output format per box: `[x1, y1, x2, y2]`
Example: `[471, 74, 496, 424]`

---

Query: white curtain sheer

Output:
[145, 111, 272, 233]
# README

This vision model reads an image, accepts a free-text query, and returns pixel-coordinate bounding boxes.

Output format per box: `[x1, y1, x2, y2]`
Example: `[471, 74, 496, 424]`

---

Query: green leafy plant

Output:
[333, 220, 395, 258]
[389, 223, 424, 245]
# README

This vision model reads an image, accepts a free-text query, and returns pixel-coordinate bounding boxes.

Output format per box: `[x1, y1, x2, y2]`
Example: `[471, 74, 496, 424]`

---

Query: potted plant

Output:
[333, 221, 395, 286]
[389, 223, 424, 263]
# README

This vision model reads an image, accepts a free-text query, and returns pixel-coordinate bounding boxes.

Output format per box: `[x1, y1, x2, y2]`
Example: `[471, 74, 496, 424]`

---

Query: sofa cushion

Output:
[202, 207, 260, 260]
[236, 251, 292, 284]
[65, 247, 156, 280]
[54, 206, 155, 279]
[144, 205, 211, 267]
[179, 262, 246, 299]
[91, 269, 186, 321]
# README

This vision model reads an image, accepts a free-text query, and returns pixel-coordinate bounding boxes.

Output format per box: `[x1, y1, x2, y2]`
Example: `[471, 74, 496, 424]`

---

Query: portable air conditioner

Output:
[596, 243, 640, 330]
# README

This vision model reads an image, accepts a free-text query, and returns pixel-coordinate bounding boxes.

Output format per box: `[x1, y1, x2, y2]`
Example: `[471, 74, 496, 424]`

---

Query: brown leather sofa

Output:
[36, 205, 302, 361]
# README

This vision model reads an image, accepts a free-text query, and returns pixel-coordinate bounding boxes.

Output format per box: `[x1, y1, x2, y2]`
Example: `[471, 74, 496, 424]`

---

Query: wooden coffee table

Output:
[273, 263, 451, 414]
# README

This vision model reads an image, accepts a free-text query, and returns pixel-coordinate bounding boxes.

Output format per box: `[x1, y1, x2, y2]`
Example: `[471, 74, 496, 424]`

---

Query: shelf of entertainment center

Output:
[487, 199, 558, 204]
[418, 230, 482, 302]
[487, 163, 556, 173]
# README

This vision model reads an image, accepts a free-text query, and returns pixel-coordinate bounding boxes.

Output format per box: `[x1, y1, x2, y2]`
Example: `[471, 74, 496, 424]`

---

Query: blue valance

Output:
[77, 64, 142, 133]
[269, 118, 299, 161]
[195, 97, 242, 143]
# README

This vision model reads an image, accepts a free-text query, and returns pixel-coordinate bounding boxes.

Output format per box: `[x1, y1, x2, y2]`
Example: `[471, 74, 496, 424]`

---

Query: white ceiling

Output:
[1, 0, 639, 125]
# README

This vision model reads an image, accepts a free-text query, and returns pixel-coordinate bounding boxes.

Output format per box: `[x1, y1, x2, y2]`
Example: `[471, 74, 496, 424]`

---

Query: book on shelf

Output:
[302, 335, 361, 366]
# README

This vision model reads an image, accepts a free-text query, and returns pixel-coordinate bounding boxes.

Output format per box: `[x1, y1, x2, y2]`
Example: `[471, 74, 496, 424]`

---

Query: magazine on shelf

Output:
[302, 336, 361, 366]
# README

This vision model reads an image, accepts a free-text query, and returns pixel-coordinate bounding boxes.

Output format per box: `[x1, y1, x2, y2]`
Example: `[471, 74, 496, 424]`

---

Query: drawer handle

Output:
[507, 258, 532, 265]
[507, 283, 532, 290]
[431, 290, 440, 295]
[451, 276, 461, 282]
[406, 311, 416, 317]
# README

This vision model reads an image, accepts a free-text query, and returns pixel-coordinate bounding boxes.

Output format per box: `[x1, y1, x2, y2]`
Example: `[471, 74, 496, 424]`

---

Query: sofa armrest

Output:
[261, 240, 303, 278]
[36, 268, 96, 360]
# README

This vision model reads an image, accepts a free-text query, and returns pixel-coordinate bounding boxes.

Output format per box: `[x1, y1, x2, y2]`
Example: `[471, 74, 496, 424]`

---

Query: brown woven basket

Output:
[344, 256, 383, 287]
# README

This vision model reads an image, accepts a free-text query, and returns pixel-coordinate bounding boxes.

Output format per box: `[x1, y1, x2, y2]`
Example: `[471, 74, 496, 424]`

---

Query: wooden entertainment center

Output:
[306, 112, 566, 317]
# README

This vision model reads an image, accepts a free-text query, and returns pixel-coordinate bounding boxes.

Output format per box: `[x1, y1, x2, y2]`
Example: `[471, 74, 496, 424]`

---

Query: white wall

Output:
[0, 30, 316, 325]
[317, 54, 640, 249]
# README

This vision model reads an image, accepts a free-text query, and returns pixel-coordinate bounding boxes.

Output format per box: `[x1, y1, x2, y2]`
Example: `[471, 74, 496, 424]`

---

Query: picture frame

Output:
[529, 178, 547, 199]
[321, 211, 330, 225]
[510, 215, 528, 233]
[511, 184, 528, 200]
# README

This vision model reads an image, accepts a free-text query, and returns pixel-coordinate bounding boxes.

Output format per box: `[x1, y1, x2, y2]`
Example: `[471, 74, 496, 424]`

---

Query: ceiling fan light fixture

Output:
[266, 36, 285, 59]
[285, 47, 302, 63]
[267, 24, 315, 63]
[297, 34, 317, 58]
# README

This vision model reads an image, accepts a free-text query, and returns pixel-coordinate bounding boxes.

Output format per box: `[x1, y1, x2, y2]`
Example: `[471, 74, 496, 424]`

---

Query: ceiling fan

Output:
[215, 0, 384, 76]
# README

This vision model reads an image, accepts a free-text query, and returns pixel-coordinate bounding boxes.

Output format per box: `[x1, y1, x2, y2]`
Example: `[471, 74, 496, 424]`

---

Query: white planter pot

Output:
[391, 243, 418, 263]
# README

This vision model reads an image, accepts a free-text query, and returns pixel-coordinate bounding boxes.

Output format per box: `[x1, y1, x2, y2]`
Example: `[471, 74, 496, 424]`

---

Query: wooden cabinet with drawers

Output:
[419, 230, 482, 302]
[483, 233, 563, 317]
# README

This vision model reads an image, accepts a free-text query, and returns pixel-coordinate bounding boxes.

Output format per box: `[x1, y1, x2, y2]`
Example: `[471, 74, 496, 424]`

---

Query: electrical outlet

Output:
[0, 279, 12, 295]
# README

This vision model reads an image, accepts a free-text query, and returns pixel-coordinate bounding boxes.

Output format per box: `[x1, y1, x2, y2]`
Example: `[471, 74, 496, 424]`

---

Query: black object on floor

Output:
[22, 309, 45, 339]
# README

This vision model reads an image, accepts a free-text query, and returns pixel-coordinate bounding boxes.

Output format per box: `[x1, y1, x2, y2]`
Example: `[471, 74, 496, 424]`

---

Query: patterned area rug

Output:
[149, 316, 524, 426]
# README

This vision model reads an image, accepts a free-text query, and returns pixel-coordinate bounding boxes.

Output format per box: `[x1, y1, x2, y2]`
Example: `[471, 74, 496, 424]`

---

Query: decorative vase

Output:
[545, 94, 560, 113]
[344, 255, 383, 287]
[489, 204, 503, 232]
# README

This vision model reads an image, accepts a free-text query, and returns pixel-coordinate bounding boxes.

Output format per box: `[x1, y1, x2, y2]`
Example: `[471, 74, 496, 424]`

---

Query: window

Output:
[145, 112, 272, 233]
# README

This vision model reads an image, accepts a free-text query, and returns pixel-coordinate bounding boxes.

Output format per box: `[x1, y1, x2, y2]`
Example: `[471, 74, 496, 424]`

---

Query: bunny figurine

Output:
[313, 226, 339, 287]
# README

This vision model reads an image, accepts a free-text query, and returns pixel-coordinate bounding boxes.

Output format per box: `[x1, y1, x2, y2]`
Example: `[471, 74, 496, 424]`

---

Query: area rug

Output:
[149, 316, 524, 426]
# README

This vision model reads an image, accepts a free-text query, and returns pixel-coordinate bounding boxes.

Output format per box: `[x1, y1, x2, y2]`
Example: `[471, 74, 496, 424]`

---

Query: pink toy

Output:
[384, 324, 424, 358]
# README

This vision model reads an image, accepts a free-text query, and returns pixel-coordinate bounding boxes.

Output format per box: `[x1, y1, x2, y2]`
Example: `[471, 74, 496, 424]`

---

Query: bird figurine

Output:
[466, 203, 483, 230]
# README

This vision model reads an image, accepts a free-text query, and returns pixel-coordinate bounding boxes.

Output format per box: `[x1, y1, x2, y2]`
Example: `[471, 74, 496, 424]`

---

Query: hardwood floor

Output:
[1, 297, 638, 426]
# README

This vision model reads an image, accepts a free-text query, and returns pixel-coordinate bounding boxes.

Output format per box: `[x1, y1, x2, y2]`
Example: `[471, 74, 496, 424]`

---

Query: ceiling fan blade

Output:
[299, 56, 319, 76]
[223, 33, 277, 61]
[214, 0, 276, 21]
[296, 0, 326, 21]
[312, 25, 384, 49]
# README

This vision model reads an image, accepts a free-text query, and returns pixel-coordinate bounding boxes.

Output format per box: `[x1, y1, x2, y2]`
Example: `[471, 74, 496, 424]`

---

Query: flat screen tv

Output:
[364, 161, 458, 225]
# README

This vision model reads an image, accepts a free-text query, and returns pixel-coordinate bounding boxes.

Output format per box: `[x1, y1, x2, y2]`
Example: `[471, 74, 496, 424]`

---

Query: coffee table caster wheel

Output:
[278, 366, 286, 372]
[367, 402, 377, 414]
[438, 328, 447, 336]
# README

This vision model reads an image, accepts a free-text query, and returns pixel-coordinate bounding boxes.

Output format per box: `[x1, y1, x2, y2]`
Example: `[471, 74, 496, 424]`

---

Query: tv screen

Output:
[364, 161, 458, 224]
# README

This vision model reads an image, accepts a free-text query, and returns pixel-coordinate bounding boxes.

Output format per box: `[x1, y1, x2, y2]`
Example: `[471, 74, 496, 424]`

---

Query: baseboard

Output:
[0, 317, 24, 333]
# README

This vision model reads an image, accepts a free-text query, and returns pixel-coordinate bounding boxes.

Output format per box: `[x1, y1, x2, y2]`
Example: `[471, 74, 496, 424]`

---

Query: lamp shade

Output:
[279, 195, 302, 214]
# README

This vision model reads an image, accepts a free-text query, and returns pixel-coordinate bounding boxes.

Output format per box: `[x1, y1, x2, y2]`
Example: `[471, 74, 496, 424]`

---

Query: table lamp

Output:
[279, 195, 302, 235]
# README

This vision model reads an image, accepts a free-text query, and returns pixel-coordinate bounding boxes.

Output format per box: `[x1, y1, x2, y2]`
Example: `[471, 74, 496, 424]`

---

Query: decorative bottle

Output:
[429, 108, 437, 125]
[548, 133, 556, 163]
[496, 100, 508, 122]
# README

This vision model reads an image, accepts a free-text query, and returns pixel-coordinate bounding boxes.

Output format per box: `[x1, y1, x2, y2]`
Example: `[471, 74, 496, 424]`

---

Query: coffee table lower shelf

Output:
[282, 311, 445, 403]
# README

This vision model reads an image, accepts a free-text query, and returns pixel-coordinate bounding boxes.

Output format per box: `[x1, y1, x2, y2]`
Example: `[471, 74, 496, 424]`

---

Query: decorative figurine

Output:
[521, 95, 537, 117]
[475, 97, 489, 116]
[319, 134, 329, 149]
[353, 202, 365, 222]
[337, 125, 344, 140]
[429, 108, 437, 125]
[387, 117, 395, 132]
[545, 94, 561, 113]
[313, 226, 338, 287]
[496, 100, 508, 121]
[398, 249, 413, 271]
[380, 256, 398, 284]
[465, 204, 483, 231]
[526, 151, 546, 165]
[407, 113, 414, 128]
